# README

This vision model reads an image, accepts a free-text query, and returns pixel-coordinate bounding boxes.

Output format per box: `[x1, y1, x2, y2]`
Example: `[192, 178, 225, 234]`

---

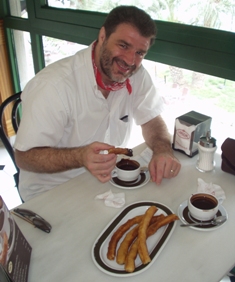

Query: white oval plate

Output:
[91, 201, 177, 277]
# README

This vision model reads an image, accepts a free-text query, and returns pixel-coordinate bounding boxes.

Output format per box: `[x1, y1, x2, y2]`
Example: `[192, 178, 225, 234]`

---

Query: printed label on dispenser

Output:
[174, 119, 196, 156]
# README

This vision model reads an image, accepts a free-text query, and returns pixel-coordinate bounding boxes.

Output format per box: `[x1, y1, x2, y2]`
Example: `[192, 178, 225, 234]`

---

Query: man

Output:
[14, 6, 181, 201]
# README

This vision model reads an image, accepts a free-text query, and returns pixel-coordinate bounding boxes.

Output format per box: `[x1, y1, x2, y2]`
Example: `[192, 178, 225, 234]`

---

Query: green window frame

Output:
[0, 0, 235, 92]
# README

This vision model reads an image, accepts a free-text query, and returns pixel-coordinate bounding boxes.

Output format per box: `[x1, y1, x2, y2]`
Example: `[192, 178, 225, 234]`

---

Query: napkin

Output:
[197, 178, 226, 204]
[95, 190, 125, 208]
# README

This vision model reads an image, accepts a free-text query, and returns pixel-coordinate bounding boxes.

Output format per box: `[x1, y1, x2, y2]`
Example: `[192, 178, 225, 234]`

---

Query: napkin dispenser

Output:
[172, 111, 212, 157]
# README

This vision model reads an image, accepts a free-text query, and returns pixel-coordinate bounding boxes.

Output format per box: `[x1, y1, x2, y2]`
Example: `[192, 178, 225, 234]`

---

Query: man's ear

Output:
[98, 26, 106, 43]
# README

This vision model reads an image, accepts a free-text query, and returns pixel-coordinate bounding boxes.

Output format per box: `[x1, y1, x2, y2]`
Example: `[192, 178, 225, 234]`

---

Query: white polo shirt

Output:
[14, 43, 163, 201]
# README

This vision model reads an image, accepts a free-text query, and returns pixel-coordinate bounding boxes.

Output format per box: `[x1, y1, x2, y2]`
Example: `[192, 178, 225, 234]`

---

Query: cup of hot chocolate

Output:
[114, 158, 140, 182]
[188, 192, 221, 221]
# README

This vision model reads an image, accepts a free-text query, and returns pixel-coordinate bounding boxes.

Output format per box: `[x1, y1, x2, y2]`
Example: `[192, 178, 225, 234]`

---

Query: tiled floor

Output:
[0, 141, 22, 210]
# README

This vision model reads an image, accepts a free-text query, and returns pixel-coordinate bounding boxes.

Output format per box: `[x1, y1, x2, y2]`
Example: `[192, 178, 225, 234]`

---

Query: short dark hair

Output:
[103, 6, 157, 46]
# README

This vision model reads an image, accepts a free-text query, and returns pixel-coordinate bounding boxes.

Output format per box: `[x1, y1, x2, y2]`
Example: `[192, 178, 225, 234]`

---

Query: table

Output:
[12, 143, 235, 282]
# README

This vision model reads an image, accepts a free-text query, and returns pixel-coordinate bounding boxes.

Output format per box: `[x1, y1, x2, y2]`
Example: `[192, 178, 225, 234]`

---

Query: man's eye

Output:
[120, 44, 127, 49]
[137, 51, 144, 57]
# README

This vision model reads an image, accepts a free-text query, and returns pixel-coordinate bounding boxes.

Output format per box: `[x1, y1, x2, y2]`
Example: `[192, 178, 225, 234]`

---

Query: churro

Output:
[116, 214, 164, 265]
[137, 206, 157, 265]
[108, 148, 133, 157]
[125, 214, 179, 272]
[107, 215, 143, 260]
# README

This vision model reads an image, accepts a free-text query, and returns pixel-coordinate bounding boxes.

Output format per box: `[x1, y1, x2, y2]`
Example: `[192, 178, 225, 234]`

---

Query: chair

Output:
[0, 91, 22, 200]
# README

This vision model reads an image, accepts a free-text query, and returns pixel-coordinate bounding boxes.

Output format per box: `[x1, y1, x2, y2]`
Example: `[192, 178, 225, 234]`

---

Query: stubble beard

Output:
[99, 44, 137, 84]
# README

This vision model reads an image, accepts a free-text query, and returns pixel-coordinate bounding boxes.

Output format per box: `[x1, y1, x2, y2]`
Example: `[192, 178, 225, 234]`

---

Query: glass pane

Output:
[128, 59, 235, 148]
[47, 0, 235, 33]
[42, 36, 87, 66]
[13, 30, 34, 89]
[47, 0, 112, 12]
[9, 0, 28, 18]
[29, 35, 235, 150]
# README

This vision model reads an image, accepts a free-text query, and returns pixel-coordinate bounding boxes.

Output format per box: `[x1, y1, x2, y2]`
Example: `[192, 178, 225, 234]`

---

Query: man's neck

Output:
[99, 87, 110, 99]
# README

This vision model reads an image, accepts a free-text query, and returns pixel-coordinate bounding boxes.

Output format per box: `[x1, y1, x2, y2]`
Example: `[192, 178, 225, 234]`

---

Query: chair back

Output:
[0, 92, 22, 197]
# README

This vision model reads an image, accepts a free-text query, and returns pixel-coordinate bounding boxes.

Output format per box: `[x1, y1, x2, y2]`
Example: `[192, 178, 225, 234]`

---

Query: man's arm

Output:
[141, 115, 181, 184]
[15, 142, 117, 183]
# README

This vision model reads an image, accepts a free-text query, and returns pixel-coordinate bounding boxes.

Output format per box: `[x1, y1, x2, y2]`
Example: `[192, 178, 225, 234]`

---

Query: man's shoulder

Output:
[30, 45, 92, 84]
[44, 45, 91, 73]
[130, 65, 153, 86]
[132, 65, 150, 79]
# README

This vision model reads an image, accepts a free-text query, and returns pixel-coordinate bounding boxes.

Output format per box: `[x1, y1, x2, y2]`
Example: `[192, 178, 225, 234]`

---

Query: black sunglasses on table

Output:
[12, 208, 52, 233]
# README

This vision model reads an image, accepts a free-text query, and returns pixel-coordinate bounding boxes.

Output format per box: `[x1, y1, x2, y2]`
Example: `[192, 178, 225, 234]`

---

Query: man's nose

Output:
[125, 50, 136, 66]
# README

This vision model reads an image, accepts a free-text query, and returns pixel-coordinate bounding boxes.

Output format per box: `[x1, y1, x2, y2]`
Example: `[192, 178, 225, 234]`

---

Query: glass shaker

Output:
[196, 130, 217, 172]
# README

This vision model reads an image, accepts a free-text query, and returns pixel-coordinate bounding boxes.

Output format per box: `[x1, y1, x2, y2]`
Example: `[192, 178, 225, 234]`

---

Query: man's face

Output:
[98, 23, 151, 84]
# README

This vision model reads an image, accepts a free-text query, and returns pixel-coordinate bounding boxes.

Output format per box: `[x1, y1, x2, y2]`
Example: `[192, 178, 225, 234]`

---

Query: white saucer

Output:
[178, 200, 228, 231]
[109, 172, 150, 190]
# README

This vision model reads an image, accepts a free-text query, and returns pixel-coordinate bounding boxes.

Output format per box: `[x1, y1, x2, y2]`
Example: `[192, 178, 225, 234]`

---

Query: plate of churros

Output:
[91, 201, 179, 277]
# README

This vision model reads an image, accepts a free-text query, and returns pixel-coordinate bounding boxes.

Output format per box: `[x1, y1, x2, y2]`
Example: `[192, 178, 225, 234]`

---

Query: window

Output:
[47, 0, 235, 32]
[128, 59, 235, 150]
[1, 0, 235, 149]
[12, 30, 34, 89]
[9, 0, 28, 18]
[43, 36, 86, 66]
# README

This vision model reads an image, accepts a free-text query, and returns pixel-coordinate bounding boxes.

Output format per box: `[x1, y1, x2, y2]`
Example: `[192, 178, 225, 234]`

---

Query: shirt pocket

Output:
[109, 118, 132, 147]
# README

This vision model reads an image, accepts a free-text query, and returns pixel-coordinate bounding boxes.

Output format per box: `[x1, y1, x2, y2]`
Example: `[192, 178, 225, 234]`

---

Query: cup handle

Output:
[111, 169, 117, 178]
[140, 167, 148, 174]
[217, 197, 224, 205]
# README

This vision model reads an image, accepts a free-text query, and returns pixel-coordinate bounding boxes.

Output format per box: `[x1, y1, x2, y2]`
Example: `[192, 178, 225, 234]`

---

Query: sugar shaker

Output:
[196, 130, 217, 172]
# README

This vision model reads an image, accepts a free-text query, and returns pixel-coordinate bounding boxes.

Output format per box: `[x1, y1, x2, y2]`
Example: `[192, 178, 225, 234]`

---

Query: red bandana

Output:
[92, 41, 132, 94]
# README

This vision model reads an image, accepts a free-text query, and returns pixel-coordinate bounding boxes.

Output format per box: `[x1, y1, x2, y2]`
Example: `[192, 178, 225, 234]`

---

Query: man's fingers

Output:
[149, 154, 181, 184]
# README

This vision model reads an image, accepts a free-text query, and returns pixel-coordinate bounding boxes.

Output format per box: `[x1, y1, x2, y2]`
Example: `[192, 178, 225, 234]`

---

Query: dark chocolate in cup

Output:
[191, 193, 218, 210]
[116, 159, 140, 170]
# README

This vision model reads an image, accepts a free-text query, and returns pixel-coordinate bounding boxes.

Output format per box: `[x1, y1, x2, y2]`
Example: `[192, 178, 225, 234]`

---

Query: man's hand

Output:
[141, 115, 181, 184]
[148, 152, 181, 185]
[80, 142, 117, 182]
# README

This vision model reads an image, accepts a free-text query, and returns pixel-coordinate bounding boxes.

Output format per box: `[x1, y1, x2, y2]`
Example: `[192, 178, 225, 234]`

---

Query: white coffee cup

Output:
[114, 159, 140, 182]
[188, 193, 221, 221]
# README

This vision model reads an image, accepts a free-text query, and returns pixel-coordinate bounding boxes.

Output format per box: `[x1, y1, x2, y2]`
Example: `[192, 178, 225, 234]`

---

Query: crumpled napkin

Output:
[95, 190, 125, 208]
[197, 178, 226, 204]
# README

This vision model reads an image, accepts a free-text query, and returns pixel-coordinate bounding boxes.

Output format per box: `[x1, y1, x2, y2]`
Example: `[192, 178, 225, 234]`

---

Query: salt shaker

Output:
[196, 130, 217, 172]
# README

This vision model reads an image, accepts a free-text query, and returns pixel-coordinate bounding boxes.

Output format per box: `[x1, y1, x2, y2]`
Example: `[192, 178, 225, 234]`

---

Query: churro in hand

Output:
[108, 148, 133, 157]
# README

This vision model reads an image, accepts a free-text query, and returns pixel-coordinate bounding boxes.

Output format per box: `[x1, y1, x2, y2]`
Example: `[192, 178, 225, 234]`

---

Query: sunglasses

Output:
[12, 208, 52, 233]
